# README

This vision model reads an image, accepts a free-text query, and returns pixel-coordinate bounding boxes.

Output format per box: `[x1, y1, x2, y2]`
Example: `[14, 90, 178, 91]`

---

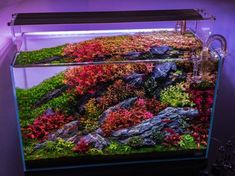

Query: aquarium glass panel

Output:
[11, 29, 221, 170]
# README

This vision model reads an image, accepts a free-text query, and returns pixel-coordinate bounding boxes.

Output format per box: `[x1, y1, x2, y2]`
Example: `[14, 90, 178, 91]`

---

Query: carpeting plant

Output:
[25, 138, 75, 160]
[16, 45, 66, 65]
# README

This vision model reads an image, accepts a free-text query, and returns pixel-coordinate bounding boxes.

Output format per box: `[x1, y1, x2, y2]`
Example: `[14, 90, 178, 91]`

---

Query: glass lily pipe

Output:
[8, 9, 227, 172]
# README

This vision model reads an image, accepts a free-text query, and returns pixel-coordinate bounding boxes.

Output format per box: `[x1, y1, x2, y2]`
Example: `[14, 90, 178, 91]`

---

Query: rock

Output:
[35, 85, 68, 108]
[95, 128, 104, 136]
[79, 133, 109, 150]
[124, 73, 144, 87]
[112, 107, 199, 143]
[152, 62, 177, 80]
[47, 120, 79, 141]
[143, 138, 156, 146]
[35, 56, 64, 64]
[99, 97, 137, 124]
[144, 62, 185, 98]
[150, 46, 172, 55]
[124, 51, 141, 59]
[45, 108, 55, 116]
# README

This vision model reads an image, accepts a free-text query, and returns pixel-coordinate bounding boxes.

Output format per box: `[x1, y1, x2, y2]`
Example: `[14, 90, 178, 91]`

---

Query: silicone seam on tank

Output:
[205, 51, 224, 158]
[9, 65, 27, 171]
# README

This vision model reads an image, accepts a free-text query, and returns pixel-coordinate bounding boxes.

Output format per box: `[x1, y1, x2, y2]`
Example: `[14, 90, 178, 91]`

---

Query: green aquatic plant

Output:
[20, 93, 76, 127]
[144, 77, 158, 98]
[16, 73, 72, 126]
[151, 131, 164, 144]
[174, 69, 183, 75]
[25, 138, 76, 160]
[79, 117, 99, 134]
[87, 148, 104, 155]
[105, 142, 131, 154]
[160, 84, 195, 107]
[84, 98, 102, 119]
[16, 45, 66, 65]
[179, 134, 197, 150]
[44, 138, 75, 152]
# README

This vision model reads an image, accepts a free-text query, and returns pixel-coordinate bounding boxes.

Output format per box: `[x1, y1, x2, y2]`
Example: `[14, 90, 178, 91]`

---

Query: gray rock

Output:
[125, 73, 144, 87]
[47, 120, 79, 141]
[99, 97, 137, 124]
[35, 85, 68, 108]
[125, 51, 141, 59]
[143, 138, 156, 146]
[45, 108, 55, 116]
[150, 46, 172, 55]
[112, 107, 199, 143]
[152, 62, 177, 80]
[79, 133, 109, 150]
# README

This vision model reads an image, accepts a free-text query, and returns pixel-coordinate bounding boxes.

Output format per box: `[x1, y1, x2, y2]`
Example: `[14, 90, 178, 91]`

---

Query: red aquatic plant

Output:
[64, 64, 148, 95]
[191, 125, 208, 147]
[22, 112, 74, 141]
[189, 88, 214, 146]
[97, 80, 143, 111]
[63, 40, 108, 62]
[64, 65, 114, 95]
[189, 89, 214, 122]
[101, 107, 154, 136]
[101, 98, 166, 136]
[163, 128, 181, 146]
[135, 97, 167, 115]
[73, 138, 90, 153]
[62, 32, 202, 62]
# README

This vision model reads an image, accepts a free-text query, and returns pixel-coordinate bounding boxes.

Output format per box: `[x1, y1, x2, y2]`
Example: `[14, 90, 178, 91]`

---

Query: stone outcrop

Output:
[79, 133, 109, 150]
[111, 107, 199, 145]
[151, 62, 177, 80]
[124, 73, 144, 87]
[98, 97, 137, 124]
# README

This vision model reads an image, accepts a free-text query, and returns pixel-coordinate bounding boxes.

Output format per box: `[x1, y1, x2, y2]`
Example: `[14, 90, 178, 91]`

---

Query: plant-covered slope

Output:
[16, 45, 66, 65]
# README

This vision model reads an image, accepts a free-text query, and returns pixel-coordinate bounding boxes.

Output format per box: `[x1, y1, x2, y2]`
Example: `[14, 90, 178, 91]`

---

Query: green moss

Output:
[15, 45, 66, 65]
[160, 84, 195, 107]
[104, 142, 131, 154]
[25, 138, 76, 160]
[16, 73, 76, 127]
[20, 92, 76, 127]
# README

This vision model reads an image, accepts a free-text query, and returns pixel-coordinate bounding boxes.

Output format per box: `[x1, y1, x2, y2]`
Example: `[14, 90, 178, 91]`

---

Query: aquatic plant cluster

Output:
[16, 31, 202, 65]
[15, 31, 219, 161]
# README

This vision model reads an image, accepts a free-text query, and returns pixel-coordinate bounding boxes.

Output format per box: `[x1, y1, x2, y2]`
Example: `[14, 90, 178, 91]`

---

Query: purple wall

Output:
[0, 0, 235, 176]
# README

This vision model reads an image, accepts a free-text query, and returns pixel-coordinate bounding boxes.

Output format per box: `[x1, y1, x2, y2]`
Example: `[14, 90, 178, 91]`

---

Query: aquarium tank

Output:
[9, 9, 227, 171]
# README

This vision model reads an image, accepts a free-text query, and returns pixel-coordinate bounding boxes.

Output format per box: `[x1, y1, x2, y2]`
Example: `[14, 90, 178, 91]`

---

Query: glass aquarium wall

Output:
[9, 10, 225, 171]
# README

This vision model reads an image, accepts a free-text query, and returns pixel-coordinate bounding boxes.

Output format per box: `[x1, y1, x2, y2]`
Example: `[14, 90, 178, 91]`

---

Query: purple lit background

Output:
[0, 0, 235, 175]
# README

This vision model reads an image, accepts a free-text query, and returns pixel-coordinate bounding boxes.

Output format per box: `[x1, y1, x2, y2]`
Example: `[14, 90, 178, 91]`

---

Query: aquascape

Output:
[15, 31, 219, 161]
